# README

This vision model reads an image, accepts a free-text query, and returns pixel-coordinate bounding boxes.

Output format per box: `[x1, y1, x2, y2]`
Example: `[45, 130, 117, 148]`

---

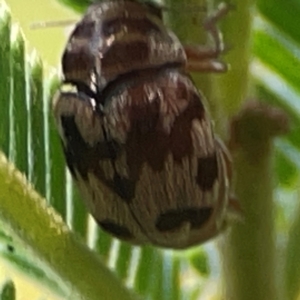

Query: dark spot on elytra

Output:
[125, 87, 206, 176]
[196, 154, 218, 191]
[61, 116, 90, 179]
[155, 207, 213, 232]
[112, 174, 136, 202]
[97, 140, 121, 160]
[90, 166, 136, 202]
[62, 142, 77, 179]
[98, 220, 133, 240]
[169, 93, 205, 162]
[61, 116, 121, 180]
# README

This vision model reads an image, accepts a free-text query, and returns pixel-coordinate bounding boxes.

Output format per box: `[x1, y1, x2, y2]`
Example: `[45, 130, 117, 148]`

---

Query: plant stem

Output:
[221, 103, 289, 300]
[0, 152, 139, 300]
[284, 191, 300, 300]
[211, 0, 255, 136]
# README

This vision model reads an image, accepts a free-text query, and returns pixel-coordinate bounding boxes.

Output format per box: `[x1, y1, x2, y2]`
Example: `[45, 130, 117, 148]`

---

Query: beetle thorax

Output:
[62, 0, 186, 91]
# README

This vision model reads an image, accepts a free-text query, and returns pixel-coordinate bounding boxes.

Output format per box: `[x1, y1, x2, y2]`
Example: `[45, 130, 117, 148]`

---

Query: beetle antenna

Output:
[30, 19, 77, 30]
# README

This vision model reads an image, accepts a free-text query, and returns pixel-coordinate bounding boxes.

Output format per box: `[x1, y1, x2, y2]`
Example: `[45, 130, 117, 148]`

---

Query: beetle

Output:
[53, 0, 239, 249]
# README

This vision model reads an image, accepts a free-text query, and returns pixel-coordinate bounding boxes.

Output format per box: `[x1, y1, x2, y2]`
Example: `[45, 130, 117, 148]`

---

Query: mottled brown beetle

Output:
[53, 0, 239, 249]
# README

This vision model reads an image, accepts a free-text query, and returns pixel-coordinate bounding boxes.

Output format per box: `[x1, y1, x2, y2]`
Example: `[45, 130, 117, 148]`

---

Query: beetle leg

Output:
[203, 2, 232, 56]
[186, 58, 227, 73]
[184, 3, 232, 73]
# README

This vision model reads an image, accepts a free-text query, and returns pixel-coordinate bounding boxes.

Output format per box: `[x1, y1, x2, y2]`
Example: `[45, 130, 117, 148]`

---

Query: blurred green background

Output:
[1, 1, 78, 298]
[6, 0, 78, 68]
